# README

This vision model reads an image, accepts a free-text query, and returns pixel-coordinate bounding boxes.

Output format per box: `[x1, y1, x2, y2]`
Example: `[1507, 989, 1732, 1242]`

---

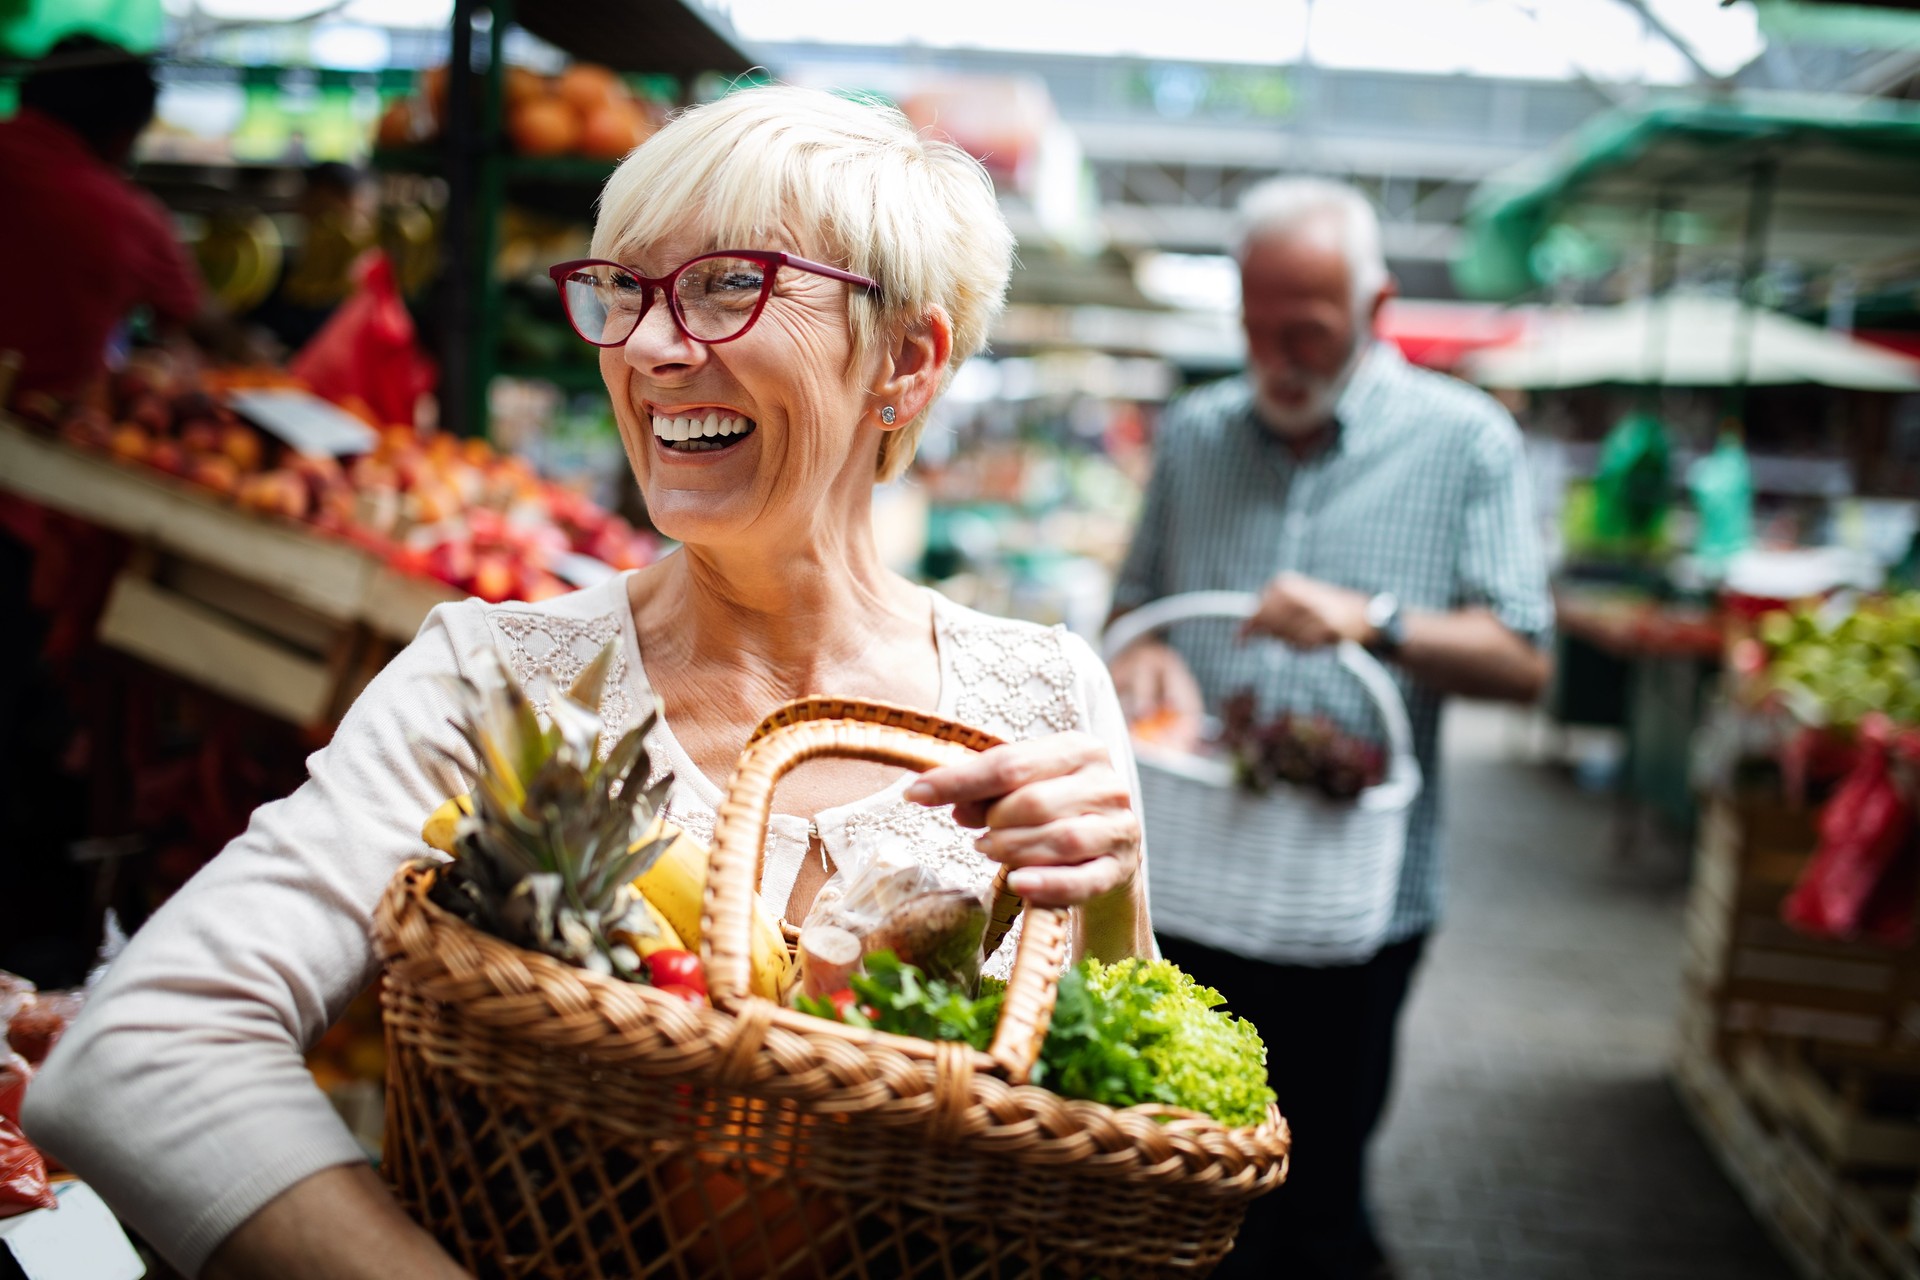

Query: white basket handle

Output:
[1101, 590, 1418, 779]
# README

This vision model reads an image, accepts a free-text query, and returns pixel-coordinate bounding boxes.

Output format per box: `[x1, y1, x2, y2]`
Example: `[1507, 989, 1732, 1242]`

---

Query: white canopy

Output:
[1462, 296, 1920, 392]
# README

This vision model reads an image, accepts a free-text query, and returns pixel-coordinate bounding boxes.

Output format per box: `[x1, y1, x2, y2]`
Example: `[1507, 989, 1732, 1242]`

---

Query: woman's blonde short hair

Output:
[593, 84, 1014, 482]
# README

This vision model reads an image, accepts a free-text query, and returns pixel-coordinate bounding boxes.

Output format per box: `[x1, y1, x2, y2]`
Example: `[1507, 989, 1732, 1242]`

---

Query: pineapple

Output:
[430, 642, 674, 982]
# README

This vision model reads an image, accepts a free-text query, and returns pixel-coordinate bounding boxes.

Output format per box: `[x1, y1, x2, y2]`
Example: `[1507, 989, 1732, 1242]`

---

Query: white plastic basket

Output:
[1105, 591, 1423, 966]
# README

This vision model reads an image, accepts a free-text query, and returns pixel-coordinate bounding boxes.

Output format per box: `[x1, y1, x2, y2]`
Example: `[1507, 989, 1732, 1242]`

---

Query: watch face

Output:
[1367, 593, 1398, 630]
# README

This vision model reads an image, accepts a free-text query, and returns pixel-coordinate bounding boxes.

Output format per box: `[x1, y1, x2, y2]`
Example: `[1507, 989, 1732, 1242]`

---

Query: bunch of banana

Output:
[421, 796, 794, 1001]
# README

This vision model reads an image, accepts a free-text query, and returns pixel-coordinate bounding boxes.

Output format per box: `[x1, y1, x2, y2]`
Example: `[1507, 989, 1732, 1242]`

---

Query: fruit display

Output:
[376, 61, 662, 162]
[193, 210, 285, 314]
[1742, 593, 1920, 730]
[28, 354, 662, 604]
[1219, 691, 1388, 800]
[420, 644, 792, 1001]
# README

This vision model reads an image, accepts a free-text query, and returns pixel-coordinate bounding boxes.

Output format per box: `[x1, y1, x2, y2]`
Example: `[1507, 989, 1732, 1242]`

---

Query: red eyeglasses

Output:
[547, 251, 882, 348]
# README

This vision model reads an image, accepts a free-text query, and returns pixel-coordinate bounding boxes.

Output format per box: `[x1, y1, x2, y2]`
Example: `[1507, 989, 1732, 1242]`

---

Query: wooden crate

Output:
[1684, 794, 1920, 1055]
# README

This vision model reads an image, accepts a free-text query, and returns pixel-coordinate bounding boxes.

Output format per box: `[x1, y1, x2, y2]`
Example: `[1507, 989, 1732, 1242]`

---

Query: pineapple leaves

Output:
[428, 650, 676, 985]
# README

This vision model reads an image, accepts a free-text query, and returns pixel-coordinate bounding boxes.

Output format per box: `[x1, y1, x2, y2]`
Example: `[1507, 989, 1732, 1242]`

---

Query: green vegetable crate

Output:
[377, 698, 1291, 1279]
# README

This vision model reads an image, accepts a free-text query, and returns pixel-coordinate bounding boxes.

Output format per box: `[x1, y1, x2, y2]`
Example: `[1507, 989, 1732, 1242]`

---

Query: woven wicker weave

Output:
[1102, 593, 1421, 965]
[376, 697, 1290, 1278]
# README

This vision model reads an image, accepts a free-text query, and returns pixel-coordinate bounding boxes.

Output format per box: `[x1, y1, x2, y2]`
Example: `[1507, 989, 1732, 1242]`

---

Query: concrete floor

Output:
[1369, 705, 1795, 1280]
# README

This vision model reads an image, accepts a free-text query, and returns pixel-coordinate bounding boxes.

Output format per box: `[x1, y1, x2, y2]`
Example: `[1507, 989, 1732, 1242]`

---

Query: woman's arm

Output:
[23, 602, 485, 1277]
[204, 1165, 466, 1280]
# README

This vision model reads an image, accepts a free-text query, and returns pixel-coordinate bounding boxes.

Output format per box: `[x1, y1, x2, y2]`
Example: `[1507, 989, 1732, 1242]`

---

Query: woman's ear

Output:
[872, 306, 953, 431]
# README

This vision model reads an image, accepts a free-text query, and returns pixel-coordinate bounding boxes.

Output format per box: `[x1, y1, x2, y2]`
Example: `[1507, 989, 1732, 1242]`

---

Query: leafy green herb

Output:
[799, 952, 1274, 1127]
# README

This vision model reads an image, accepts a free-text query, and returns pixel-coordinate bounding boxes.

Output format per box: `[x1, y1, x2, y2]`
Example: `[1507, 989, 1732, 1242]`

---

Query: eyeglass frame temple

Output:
[546, 251, 883, 348]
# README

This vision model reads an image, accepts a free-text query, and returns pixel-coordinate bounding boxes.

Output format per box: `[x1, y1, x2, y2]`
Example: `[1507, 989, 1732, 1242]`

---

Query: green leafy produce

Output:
[1757, 593, 1920, 729]
[798, 953, 1275, 1128]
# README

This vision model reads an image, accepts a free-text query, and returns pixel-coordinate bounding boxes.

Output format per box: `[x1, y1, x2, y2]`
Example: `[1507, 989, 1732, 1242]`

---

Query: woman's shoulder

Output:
[415, 571, 639, 725]
[928, 590, 1109, 740]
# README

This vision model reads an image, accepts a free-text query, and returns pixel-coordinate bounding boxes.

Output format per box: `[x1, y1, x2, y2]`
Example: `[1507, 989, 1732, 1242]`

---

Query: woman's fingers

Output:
[973, 812, 1137, 867]
[904, 732, 1140, 908]
[973, 770, 1129, 834]
[1004, 857, 1133, 908]
[904, 735, 1108, 809]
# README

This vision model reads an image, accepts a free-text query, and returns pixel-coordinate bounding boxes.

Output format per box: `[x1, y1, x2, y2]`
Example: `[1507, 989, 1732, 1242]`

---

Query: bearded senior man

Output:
[1108, 178, 1553, 1280]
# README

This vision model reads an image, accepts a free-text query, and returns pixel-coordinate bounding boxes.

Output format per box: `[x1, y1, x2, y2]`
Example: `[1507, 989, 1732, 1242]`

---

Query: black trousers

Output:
[1156, 932, 1428, 1280]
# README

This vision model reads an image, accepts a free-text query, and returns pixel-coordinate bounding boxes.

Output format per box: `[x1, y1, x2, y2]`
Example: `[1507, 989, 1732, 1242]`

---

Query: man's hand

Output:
[1107, 639, 1205, 751]
[1242, 571, 1374, 649]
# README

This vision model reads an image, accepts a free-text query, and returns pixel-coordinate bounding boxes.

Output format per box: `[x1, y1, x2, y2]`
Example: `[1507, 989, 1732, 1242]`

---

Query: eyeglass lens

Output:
[560, 257, 771, 345]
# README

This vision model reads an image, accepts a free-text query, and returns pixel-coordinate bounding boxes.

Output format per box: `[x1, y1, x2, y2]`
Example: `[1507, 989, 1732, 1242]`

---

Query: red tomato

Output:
[644, 950, 706, 994]
[827, 990, 875, 1023]
[655, 983, 707, 1007]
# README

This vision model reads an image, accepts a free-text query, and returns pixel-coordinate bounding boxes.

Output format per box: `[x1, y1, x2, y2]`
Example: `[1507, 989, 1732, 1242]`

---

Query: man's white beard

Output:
[1254, 336, 1369, 438]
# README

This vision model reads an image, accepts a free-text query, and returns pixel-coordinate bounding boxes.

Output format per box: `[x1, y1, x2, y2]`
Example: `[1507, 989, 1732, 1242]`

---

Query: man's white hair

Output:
[593, 85, 1014, 483]
[1230, 177, 1389, 311]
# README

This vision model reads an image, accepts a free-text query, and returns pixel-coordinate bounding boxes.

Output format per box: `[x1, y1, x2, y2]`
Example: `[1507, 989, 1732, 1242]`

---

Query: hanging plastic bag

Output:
[0, 1118, 55, 1218]
[1687, 430, 1754, 565]
[1782, 716, 1918, 944]
[1592, 410, 1671, 551]
[288, 250, 436, 428]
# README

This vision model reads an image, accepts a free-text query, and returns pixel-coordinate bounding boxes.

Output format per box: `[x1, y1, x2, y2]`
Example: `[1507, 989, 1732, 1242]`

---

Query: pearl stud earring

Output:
[880, 405, 896, 425]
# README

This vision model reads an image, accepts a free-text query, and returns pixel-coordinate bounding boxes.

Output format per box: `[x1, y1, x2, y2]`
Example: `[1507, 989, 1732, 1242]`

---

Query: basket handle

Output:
[703, 699, 1072, 1083]
[1100, 591, 1418, 776]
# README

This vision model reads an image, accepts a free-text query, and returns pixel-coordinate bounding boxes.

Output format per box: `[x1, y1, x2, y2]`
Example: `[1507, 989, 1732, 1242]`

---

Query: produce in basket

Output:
[1220, 690, 1388, 800]
[798, 952, 1276, 1128]
[422, 646, 792, 998]
[427, 643, 677, 982]
[799, 847, 991, 990]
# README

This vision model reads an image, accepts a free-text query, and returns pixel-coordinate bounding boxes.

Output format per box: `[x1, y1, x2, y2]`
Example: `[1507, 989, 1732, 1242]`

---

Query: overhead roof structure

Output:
[1453, 92, 1920, 300]
[1461, 294, 1920, 390]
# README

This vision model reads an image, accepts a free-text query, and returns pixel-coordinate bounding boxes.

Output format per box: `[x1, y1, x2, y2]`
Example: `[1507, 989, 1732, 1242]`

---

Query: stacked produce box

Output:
[1677, 593, 1920, 1280]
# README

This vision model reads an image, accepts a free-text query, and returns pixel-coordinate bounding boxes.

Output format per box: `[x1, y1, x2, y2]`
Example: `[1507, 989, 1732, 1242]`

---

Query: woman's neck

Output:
[632, 523, 927, 695]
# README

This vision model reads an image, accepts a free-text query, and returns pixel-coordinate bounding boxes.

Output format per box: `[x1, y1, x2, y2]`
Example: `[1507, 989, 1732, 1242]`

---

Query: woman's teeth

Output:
[651, 413, 755, 452]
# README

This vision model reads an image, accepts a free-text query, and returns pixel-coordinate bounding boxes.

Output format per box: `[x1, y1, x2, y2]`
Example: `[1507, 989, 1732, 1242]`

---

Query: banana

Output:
[635, 823, 794, 1003]
[420, 794, 474, 854]
[614, 896, 686, 960]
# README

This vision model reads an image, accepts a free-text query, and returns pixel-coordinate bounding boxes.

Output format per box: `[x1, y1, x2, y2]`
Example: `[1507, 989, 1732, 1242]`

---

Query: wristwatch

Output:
[1364, 592, 1406, 656]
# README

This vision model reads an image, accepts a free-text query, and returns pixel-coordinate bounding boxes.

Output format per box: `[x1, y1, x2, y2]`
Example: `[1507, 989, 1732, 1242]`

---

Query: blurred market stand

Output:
[4, 3, 1920, 1273]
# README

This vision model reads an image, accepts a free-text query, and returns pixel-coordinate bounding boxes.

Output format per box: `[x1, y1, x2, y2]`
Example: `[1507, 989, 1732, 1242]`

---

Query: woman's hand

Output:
[904, 733, 1140, 909]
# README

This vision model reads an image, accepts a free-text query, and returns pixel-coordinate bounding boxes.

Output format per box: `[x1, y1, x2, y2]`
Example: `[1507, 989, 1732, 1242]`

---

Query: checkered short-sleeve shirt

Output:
[1114, 342, 1553, 944]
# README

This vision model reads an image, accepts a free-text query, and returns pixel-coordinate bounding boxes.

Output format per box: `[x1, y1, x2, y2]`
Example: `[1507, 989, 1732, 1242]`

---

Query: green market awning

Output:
[0, 0, 161, 59]
[1452, 93, 1920, 301]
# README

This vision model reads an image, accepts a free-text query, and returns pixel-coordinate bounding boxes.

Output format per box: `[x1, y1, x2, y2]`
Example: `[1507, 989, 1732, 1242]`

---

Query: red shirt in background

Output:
[0, 107, 202, 401]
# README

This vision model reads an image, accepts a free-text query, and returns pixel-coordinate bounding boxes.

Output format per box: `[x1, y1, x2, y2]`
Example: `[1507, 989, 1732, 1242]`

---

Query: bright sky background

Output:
[170, 0, 1765, 84]
[720, 0, 1765, 83]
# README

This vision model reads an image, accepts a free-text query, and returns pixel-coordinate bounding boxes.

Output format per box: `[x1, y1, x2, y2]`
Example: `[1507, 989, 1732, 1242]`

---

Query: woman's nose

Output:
[622, 298, 704, 376]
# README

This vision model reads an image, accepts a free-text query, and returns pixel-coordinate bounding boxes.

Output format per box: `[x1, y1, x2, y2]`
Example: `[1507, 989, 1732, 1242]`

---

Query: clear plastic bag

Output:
[799, 848, 990, 994]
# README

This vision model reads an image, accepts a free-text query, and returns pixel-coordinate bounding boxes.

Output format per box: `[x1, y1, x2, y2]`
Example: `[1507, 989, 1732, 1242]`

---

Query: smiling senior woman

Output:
[24, 85, 1153, 1278]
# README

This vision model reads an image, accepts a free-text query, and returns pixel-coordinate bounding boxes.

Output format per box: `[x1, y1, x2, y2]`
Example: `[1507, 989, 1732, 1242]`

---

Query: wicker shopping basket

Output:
[375, 696, 1290, 1279]
[1103, 592, 1423, 965]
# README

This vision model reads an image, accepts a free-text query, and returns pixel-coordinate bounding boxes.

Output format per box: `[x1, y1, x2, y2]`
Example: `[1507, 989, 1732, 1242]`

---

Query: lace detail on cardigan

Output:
[944, 618, 1081, 740]
[490, 612, 633, 751]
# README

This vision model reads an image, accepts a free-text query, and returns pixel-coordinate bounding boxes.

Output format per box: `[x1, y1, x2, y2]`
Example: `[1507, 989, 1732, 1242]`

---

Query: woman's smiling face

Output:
[600, 227, 886, 549]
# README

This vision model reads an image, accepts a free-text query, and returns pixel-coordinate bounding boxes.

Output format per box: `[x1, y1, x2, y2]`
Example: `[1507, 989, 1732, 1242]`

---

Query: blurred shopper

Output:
[0, 36, 202, 404]
[1108, 177, 1553, 1280]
